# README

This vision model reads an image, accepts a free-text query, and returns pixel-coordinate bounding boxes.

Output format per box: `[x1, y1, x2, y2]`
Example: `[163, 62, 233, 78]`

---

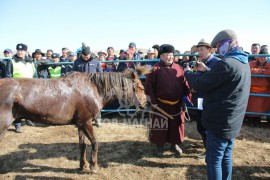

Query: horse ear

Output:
[135, 64, 153, 76]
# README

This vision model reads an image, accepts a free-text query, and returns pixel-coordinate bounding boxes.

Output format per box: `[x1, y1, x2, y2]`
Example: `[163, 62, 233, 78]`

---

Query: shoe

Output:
[15, 126, 22, 133]
[155, 146, 164, 157]
[171, 144, 183, 156]
[196, 151, 206, 159]
[26, 120, 35, 127]
[251, 118, 260, 127]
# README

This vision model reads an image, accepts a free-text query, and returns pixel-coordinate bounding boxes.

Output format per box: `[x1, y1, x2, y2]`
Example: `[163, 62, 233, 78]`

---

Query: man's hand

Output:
[196, 61, 207, 72]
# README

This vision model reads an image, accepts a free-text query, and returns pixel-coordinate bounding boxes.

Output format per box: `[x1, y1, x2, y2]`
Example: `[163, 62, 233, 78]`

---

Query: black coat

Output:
[0, 61, 7, 78]
[184, 57, 251, 139]
[73, 57, 102, 73]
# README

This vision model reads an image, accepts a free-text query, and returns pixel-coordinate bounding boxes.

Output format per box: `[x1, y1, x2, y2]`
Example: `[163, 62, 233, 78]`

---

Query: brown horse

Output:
[0, 67, 150, 173]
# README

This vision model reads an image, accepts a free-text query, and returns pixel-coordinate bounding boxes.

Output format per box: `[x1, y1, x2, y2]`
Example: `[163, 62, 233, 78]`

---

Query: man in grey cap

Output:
[184, 29, 251, 180]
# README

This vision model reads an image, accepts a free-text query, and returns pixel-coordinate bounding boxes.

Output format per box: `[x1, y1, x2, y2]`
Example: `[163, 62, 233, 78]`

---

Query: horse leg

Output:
[83, 120, 99, 173]
[0, 108, 13, 141]
[78, 127, 89, 171]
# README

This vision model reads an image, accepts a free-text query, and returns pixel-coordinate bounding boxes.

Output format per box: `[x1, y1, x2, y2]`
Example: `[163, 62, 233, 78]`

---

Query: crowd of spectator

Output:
[1, 42, 269, 77]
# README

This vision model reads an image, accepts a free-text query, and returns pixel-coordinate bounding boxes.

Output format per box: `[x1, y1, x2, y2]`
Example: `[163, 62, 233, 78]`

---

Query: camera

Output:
[180, 60, 197, 69]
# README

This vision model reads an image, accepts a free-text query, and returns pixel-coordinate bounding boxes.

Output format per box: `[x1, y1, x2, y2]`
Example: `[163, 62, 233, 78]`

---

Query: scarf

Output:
[224, 48, 248, 64]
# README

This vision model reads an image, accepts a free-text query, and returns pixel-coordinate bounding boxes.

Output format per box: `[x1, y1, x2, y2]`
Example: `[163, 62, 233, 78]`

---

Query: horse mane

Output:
[89, 71, 134, 99]
[64, 70, 134, 100]
[64, 66, 151, 101]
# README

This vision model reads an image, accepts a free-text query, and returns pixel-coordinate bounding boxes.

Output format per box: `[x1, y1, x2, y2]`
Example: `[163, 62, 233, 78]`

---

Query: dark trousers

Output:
[14, 119, 33, 128]
[14, 119, 22, 128]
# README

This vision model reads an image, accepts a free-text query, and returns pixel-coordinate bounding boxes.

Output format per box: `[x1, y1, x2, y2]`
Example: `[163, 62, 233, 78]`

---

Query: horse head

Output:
[122, 65, 152, 109]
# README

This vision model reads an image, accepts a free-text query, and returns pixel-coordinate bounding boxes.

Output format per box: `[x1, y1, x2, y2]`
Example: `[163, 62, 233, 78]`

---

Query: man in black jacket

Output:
[73, 43, 102, 127]
[184, 29, 251, 180]
[73, 43, 102, 73]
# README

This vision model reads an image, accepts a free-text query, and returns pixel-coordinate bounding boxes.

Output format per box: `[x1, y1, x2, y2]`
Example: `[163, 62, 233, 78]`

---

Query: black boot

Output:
[155, 145, 164, 157]
[252, 117, 261, 127]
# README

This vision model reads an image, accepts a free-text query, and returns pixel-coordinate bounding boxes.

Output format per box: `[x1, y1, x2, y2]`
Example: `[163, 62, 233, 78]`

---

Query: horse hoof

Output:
[79, 163, 90, 173]
[78, 167, 91, 173]
[90, 165, 99, 174]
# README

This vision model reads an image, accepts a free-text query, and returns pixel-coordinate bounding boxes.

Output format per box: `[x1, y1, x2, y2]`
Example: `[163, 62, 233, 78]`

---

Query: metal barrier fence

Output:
[1, 54, 270, 117]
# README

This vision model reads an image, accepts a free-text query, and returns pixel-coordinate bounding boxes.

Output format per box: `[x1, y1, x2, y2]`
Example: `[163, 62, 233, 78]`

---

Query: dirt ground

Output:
[0, 116, 269, 180]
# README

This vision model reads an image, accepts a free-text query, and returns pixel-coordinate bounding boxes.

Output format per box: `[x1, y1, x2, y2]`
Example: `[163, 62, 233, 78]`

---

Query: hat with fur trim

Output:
[159, 44, 175, 54]
[16, 43, 27, 51]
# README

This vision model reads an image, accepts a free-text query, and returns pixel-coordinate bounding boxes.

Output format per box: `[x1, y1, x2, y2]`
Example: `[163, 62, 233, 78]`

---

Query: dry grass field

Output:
[0, 115, 269, 180]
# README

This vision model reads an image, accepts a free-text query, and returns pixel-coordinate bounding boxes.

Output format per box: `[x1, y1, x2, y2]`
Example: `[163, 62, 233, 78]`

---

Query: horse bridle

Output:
[132, 80, 146, 108]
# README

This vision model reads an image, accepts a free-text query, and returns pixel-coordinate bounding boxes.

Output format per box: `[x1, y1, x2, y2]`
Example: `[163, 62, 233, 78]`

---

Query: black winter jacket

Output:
[185, 57, 251, 139]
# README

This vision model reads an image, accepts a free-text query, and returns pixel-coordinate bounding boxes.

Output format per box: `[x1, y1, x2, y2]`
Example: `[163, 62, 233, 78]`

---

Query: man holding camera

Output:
[190, 39, 220, 159]
[184, 29, 250, 180]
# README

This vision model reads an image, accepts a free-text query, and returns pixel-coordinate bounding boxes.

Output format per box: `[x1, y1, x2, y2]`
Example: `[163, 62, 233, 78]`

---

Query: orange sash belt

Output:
[250, 86, 270, 93]
[157, 98, 180, 105]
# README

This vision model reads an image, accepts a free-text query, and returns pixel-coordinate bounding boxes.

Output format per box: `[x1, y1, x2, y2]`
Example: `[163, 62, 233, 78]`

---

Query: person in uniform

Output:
[6, 43, 36, 133]
[145, 44, 191, 157]
[48, 53, 62, 78]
